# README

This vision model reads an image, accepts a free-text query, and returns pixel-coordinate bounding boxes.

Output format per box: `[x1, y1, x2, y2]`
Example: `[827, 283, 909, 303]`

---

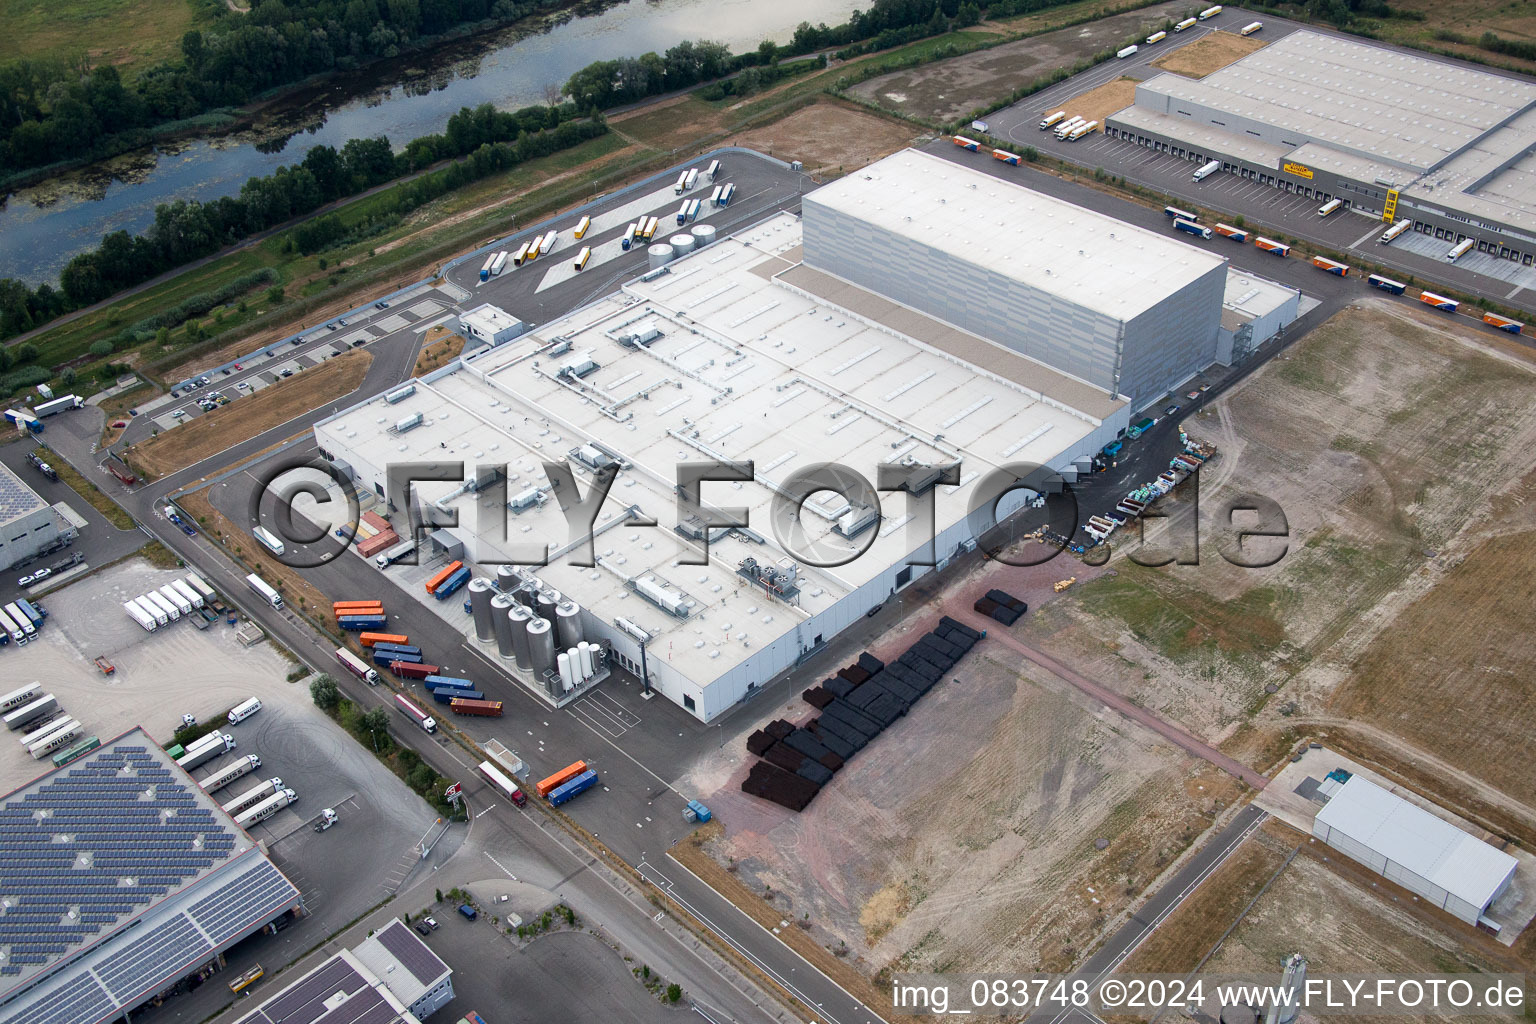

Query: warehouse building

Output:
[0, 461, 74, 572]
[0, 729, 304, 1024]
[234, 919, 453, 1024]
[1105, 31, 1536, 262]
[1312, 773, 1517, 929]
[455, 304, 528, 349]
[802, 149, 1228, 406]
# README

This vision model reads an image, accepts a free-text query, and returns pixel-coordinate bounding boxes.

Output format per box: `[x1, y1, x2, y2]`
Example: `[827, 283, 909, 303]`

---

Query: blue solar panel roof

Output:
[0, 730, 299, 1024]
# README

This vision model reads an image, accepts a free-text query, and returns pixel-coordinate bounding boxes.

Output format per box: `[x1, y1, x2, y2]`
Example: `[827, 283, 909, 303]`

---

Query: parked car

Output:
[198, 376, 210, 385]
[1199, 383, 1211, 392]
[172, 410, 186, 419]
[1164, 404, 1181, 416]
[326, 324, 338, 331]
[220, 368, 231, 376]
[337, 318, 348, 327]
[1186, 390, 1201, 400]
[423, 916, 438, 930]
[375, 301, 388, 309]
[233, 362, 242, 370]
[457, 904, 477, 921]
[237, 381, 252, 390]
[414, 921, 432, 936]
[280, 368, 294, 377]
[291, 337, 302, 345]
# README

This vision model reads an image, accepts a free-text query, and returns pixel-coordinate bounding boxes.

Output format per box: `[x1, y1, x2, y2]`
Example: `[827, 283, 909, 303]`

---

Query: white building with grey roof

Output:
[1106, 30, 1536, 264]
[0, 462, 71, 572]
[322, 152, 1237, 718]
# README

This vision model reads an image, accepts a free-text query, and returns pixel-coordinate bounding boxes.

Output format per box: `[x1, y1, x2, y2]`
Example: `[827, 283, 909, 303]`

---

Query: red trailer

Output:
[450, 698, 504, 717]
[391, 661, 441, 679]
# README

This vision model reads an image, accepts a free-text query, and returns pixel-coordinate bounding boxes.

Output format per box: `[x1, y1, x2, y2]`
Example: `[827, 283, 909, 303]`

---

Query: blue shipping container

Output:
[434, 567, 471, 600]
[433, 688, 484, 704]
[371, 643, 422, 656]
[424, 675, 475, 691]
[338, 615, 388, 631]
[375, 650, 423, 666]
[547, 769, 598, 806]
[14, 600, 44, 628]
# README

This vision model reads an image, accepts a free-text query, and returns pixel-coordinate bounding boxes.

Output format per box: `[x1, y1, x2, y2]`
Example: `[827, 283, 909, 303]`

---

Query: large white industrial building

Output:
[315, 150, 1238, 721]
[1313, 774, 1518, 929]
[802, 150, 1229, 406]
[1106, 30, 1536, 262]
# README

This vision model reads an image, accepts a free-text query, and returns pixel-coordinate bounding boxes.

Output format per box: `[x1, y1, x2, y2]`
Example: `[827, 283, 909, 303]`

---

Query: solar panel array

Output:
[188, 861, 295, 944]
[0, 464, 46, 527]
[0, 745, 237, 976]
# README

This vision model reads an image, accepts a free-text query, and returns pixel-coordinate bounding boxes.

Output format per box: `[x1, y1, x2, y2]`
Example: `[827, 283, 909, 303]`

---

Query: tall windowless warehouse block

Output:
[800, 150, 1226, 406]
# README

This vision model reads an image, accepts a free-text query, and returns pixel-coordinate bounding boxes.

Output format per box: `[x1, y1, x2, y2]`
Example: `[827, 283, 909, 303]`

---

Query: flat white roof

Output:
[318, 214, 1103, 687]
[1141, 31, 1536, 172]
[1315, 775, 1516, 911]
[460, 303, 523, 334]
[801, 149, 1226, 322]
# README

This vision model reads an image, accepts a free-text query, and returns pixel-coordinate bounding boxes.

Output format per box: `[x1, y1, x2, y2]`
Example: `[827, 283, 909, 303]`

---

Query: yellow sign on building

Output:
[1282, 161, 1314, 180]
[1383, 189, 1399, 222]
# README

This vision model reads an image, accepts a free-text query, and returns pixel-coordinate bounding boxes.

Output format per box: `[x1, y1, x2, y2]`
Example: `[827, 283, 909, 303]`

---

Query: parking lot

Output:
[980, 13, 1536, 317]
[444, 149, 808, 313]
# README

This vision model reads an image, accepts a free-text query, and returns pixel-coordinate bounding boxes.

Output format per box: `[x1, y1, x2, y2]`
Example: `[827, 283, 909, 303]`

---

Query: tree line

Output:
[0, 102, 598, 342]
[0, 0, 581, 176]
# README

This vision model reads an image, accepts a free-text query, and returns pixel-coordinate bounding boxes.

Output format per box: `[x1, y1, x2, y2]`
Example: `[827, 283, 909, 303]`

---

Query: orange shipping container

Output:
[356, 530, 400, 558]
[359, 632, 409, 648]
[424, 560, 463, 594]
[361, 511, 392, 532]
[536, 760, 588, 797]
[334, 600, 384, 612]
[335, 606, 384, 620]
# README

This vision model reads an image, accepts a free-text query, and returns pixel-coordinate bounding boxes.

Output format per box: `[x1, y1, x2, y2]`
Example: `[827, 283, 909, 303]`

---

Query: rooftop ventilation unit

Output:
[393, 412, 423, 433]
[834, 504, 880, 539]
[570, 443, 616, 471]
[559, 352, 599, 379]
[632, 576, 690, 617]
[384, 385, 416, 404]
[736, 557, 801, 603]
[508, 486, 546, 513]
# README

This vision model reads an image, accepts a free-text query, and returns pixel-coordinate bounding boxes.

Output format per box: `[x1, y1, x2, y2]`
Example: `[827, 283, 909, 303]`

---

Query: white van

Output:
[228, 698, 264, 725]
[970, 120, 990, 133]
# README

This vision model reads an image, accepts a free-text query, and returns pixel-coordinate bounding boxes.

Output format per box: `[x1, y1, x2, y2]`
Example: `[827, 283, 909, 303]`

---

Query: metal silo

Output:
[468, 577, 495, 642]
[669, 233, 695, 254]
[555, 600, 583, 649]
[647, 243, 675, 269]
[509, 604, 533, 669]
[527, 617, 555, 681]
[535, 588, 558, 624]
[490, 593, 516, 659]
[691, 223, 717, 247]
[495, 564, 520, 593]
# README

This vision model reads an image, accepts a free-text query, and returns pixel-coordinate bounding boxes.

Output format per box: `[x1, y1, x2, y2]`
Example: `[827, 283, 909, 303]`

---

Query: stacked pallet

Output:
[973, 589, 1027, 626]
[741, 617, 985, 812]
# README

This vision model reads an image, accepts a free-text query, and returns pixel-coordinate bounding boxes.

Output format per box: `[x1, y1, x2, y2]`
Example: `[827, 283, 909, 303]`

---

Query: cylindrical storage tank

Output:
[557, 652, 573, 692]
[578, 641, 594, 679]
[535, 589, 558, 624]
[527, 617, 555, 680]
[692, 223, 717, 247]
[509, 604, 533, 669]
[495, 564, 520, 593]
[490, 593, 516, 659]
[468, 577, 495, 642]
[513, 584, 536, 609]
[669, 233, 695, 254]
[555, 600, 583, 649]
[647, 243, 675, 269]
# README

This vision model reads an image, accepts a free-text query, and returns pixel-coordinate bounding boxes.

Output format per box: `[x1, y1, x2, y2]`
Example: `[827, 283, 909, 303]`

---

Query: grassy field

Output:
[411, 333, 464, 376]
[1338, 0, 1536, 75]
[0, 0, 205, 73]
[127, 349, 371, 479]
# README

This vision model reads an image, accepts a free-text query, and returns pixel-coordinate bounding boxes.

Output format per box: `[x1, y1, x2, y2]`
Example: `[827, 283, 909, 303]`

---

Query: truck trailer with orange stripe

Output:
[424, 561, 464, 594]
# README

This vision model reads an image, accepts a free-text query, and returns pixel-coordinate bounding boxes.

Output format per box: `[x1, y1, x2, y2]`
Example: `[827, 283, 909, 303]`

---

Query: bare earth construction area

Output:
[849, 1, 1185, 121]
[1018, 300, 1536, 837]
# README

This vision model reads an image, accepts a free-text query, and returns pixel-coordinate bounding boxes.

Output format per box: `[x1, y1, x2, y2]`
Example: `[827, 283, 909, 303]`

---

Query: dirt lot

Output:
[1020, 300, 1536, 805]
[1062, 77, 1140, 129]
[126, 349, 372, 479]
[848, 0, 1185, 121]
[1149, 29, 1266, 77]
[1123, 827, 1516, 1020]
[688, 629, 1238, 980]
[731, 101, 921, 176]
[413, 331, 465, 376]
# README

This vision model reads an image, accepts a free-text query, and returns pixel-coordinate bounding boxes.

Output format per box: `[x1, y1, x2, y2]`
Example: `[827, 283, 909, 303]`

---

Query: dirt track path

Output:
[956, 607, 1273, 789]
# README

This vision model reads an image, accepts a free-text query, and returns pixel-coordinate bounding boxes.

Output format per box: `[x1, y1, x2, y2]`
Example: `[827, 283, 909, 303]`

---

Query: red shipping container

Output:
[450, 698, 503, 716]
[391, 661, 441, 679]
[357, 530, 400, 557]
[361, 510, 392, 532]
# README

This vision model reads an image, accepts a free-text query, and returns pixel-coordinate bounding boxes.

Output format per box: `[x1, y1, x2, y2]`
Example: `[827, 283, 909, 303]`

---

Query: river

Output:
[0, 0, 860, 286]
